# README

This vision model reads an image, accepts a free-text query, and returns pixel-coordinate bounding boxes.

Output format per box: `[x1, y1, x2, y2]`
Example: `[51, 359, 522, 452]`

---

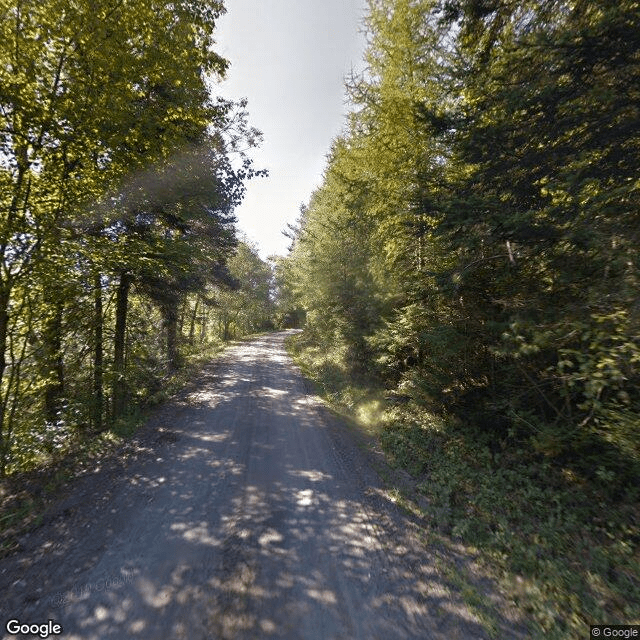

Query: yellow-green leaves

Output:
[0, 0, 264, 473]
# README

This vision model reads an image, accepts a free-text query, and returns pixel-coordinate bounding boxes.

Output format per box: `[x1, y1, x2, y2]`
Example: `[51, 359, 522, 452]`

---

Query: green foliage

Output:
[215, 240, 275, 340]
[283, 143, 386, 374]
[292, 330, 640, 637]
[381, 406, 639, 638]
[280, 0, 639, 469]
[286, 332, 385, 432]
[272, 253, 306, 328]
[0, 0, 267, 474]
[449, 1, 638, 387]
[279, 0, 640, 634]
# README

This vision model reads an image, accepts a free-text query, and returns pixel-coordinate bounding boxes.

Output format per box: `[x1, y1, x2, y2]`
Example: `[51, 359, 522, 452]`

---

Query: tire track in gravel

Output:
[1, 331, 527, 639]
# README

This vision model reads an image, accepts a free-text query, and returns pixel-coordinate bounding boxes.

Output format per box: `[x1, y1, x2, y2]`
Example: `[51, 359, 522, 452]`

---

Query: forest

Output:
[0, 0, 638, 636]
[278, 0, 639, 636]
[0, 0, 274, 476]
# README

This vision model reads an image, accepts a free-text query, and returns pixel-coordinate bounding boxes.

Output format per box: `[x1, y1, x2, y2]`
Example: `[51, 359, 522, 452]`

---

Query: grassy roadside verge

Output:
[286, 332, 640, 640]
[0, 339, 229, 559]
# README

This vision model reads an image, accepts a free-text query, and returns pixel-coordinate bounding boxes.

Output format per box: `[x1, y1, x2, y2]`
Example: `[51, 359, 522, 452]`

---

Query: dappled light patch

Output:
[287, 468, 333, 482]
[2, 333, 518, 639]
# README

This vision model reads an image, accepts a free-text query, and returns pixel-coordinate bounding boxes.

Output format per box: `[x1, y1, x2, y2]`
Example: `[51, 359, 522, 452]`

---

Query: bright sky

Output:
[213, 0, 367, 260]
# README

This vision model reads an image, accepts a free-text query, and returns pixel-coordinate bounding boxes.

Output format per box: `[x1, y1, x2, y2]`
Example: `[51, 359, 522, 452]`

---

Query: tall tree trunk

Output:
[188, 296, 199, 345]
[112, 271, 130, 421]
[43, 301, 65, 425]
[178, 299, 187, 336]
[165, 301, 179, 371]
[200, 306, 208, 343]
[0, 285, 10, 476]
[94, 273, 104, 431]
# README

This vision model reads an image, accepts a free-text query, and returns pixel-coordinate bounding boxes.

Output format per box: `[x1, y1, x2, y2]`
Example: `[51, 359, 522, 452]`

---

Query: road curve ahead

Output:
[2, 332, 513, 639]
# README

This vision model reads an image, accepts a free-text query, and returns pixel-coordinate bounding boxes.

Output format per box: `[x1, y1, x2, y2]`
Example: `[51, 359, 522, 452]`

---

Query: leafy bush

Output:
[291, 335, 640, 639]
[382, 406, 640, 639]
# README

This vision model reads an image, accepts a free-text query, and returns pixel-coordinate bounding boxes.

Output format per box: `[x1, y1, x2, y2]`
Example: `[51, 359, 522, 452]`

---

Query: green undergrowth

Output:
[0, 339, 227, 557]
[286, 333, 386, 435]
[286, 333, 640, 640]
[8, 340, 225, 474]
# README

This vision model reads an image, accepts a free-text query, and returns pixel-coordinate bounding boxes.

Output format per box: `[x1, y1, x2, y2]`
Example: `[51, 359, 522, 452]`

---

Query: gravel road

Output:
[1, 331, 523, 639]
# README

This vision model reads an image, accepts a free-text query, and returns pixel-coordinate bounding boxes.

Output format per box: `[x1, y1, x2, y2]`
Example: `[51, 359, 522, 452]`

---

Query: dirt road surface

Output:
[1, 332, 523, 639]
